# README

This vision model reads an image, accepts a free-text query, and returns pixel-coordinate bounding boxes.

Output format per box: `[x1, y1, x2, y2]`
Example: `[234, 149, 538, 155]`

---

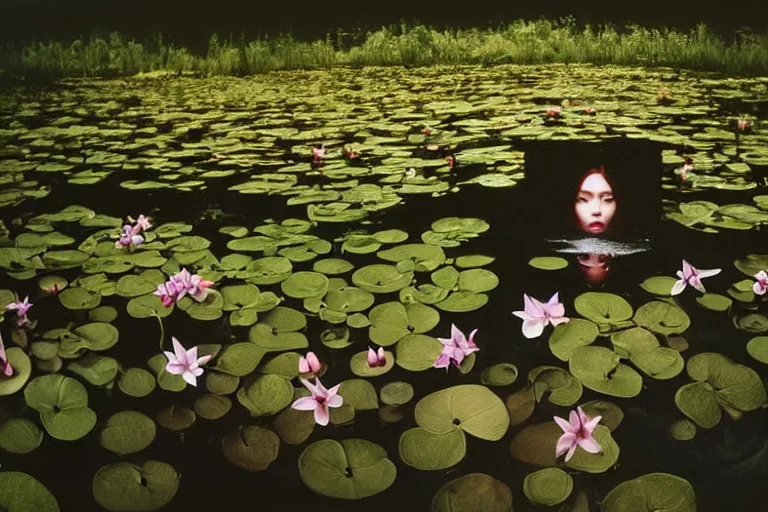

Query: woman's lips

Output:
[588, 222, 605, 233]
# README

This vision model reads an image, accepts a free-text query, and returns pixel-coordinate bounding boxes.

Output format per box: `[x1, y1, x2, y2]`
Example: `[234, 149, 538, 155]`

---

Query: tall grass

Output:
[1, 17, 766, 80]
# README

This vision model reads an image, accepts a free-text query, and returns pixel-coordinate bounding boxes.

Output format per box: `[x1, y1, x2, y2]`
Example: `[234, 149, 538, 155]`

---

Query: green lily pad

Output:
[243, 256, 293, 285]
[147, 354, 186, 392]
[194, 395, 232, 420]
[38, 275, 68, 293]
[380, 381, 414, 406]
[313, 258, 354, 275]
[222, 425, 280, 471]
[350, 349, 395, 377]
[92, 461, 179, 512]
[670, 418, 697, 441]
[126, 294, 174, 319]
[528, 256, 568, 270]
[118, 368, 156, 397]
[548, 318, 599, 362]
[220, 284, 260, 311]
[368, 301, 440, 346]
[431, 473, 513, 512]
[376, 243, 446, 272]
[0, 347, 32, 396]
[737, 313, 768, 333]
[634, 301, 690, 335]
[273, 406, 315, 444]
[281, 271, 330, 299]
[480, 363, 519, 386]
[0, 472, 59, 512]
[640, 276, 677, 296]
[156, 406, 196, 431]
[434, 291, 489, 312]
[399, 427, 466, 470]
[574, 292, 633, 325]
[455, 255, 496, 268]
[601, 473, 696, 512]
[248, 307, 308, 351]
[523, 467, 573, 506]
[351, 264, 414, 293]
[23, 374, 97, 441]
[99, 411, 156, 455]
[0, 418, 43, 454]
[177, 289, 224, 321]
[696, 293, 732, 311]
[746, 336, 768, 364]
[569, 346, 643, 398]
[59, 287, 102, 310]
[299, 439, 397, 499]
[68, 354, 119, 386]
[580, 400, 625, 431]
[237, 374, 293, 416]
[395, 334, 442, 371]
[338, 379, 379, 410]
[415, 384, 509, 441]
[212, 343, 266, 376]
[734, 254, 768, 277]
[205, 372, 240, 395]
[89, 305, 118, 323]
[610, 327, 684, 379]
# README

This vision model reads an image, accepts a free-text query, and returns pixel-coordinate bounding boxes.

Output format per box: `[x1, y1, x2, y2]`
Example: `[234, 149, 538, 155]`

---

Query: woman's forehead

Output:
[580, 173, 612, 191]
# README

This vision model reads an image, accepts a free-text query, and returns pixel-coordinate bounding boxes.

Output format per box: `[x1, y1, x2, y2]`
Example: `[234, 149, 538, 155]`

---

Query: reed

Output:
[1, 17, 766, 80]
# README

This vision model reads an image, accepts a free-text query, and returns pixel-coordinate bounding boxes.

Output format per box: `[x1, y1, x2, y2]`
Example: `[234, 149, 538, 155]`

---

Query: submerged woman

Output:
[573, 167, 616, 235]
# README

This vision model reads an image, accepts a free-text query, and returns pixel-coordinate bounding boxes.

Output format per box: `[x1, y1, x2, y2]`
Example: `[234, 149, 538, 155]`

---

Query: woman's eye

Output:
[603, 196, 614, 203]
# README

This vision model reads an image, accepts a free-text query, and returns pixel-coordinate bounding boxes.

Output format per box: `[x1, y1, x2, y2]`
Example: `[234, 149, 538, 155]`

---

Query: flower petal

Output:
[670, 279, 687, 296]
[521, 318, 546, 339]
[181, 371, 198, 387]
[307, 351, 320, 372]
[314, 405, 330, 426]
[327, 395, 344, 408]
[292, 397, 319, 411]
[577, 436, 602, 454]
[554, 415, 578, 433]
[697, 268, 721, 279]
[564, 442, 579, 462]
[555, 432, 577, 458]
[171, 337, 189, 365]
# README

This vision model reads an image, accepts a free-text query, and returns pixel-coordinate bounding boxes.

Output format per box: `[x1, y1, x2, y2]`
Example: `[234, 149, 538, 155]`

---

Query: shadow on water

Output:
[1, 137, 768, 511]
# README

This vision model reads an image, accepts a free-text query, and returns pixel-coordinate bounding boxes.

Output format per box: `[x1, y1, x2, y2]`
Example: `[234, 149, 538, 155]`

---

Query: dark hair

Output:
[572, 165, 620, 233]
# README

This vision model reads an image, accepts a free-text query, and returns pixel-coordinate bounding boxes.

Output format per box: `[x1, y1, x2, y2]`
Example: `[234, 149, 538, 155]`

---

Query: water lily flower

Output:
[343, 146, 358, 160]
[422, 128, 433, 135]
[291, 377, 343, 426]
[671, 259, 721, 296]
[115, 224, 144, 249]
[312, 145, 326, 162]
[153, 268, 214, 306]
[0, 333, 13, 377]
[129, 214, 153, 234]
[154, 281, 179, 307]
[5, 294, 32, 327]
[512, 293, 569, 339]
[367, 347, 386, 367]
[753, 270, 768, 296]
[299, 351, 321, 374]
[545, 107, 561, 118]
[737, 118, 750, 131]
[434, 324, 479, 370]
[445, 155, 455, 169]
[554, 406, 602, 462]
[163, 337, 212, 386]
[584, 106, 596, 115]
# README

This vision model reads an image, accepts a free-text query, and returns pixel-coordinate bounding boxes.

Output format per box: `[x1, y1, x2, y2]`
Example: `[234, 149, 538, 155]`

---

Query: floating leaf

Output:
[399, 427, 466, 470]
[395, 334, 442, 371]
[237, 374, 293, 416]
[99, 411, 156, 455]
[376, 243, 446, 272]
[222, 425, 280, 471]
[59, 287, 102, 310]
[118, 368, 156, 397]
[480, 363, 519, 387]
[194, 395, 232, 420]
[23, 374, 97, 441]
[0, 347, 32, 396]
[299, 439, 397, 499]
[737, 313, 768, 333]
[640, 276, 677, 296]
[415, 384, 509, 441]
[548, 318, 599, 362]
[432, 473, 513, 512]
[601, 473, 696, 512]
[569, 346, 643, 398]
[0, 472, 59, 512]
[746, 336, 768, 364]
[313, 258, 354, 275]
[670, 419, 697, 441]
[350, 350, 395, 377]
[610, 327, 684, 380]
[273, 406, 315, 445]
[434, 291, 489, 312]
[68, 354, 119, 386]
[92, 461, 179, 512]
[213, 343, 266, 376]
[369, 301, 440, 346]
[281, 271, 330, 299]
[0, 418, 43, 454]
[506, 386, 536, 426]
[528, 256, 568, 270]
[351, 264, 413, 293]
[634, 301, 690, 335]
[523, 467, 573, 506]
[156, 406, 196, 431]
[338, 379, 379, 410]
[696, 293, 732, 311]
[380, 381, 414, 406]
[580, 400, 624, 431]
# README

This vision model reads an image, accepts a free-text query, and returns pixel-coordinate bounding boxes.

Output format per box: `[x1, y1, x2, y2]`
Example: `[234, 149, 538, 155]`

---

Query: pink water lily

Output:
[434, 324, 479, 370]
[115, 224, 144, 249]
[153, 268, 214, 306]
[5, 294, 32, 327]
[0, 333, 13, 377]
[754, 270, 768, 296]
[163, 337, 212, 386]
[554, 406, 602, 462]
[737, 118, 750, 131]
[291, 377, 343, 426]
[299, 351, 321, 374]
[312, 145, 326, 163]
[512, 293, 569, 339]
[367, 347, 386, 367]
[131, 214, 153, 232]
[671, 259, 721, 296]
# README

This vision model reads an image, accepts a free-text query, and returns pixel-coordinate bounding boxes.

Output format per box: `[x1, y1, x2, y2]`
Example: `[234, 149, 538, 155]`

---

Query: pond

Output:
[0, 63, 767, 512]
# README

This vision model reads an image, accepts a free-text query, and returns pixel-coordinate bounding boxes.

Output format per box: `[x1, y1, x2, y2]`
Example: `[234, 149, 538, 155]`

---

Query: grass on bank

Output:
[0, 17, 766, 80]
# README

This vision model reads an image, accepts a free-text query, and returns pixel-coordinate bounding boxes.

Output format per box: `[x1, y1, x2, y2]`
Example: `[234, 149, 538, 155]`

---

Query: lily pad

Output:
[548, 318, 599, 362]
[23, 374, 97, 441]
[414, 384, 509, 441]
[634, 301, 691, 335]
[0, 472, 59, 512]
[338, 379, 379, 410]
[670, 418, 697, 441]
[696, 293, 732, 311]
[432, 473, 513, 512]
[480, 363, 519, 386]
[368, 301, 440, 346]
[640, 276, 677, 296]
[222, 425, 280, 471]
[237, 374, 294, 416]
[395, 334, 442, 371]
[0, 347, 32, 396]
[574, 292, 633, 325]
[156, 406, 196, 431]
[528, 256, 568, 271]
[569, 346, 643, 398]
[350, 349, 395, 377]
[99, 411, 156, 455]
[298, 439, 397, 499]
[0, 418, 43, 454]
[117, 368, 156, 397]
[523, 467, 573, 506]
[351, 264, 413, 293]
[746, 336, 768, 364]
[601, 473, 696, 512]
[194, 395, 232, 420]
[281, 271, 330, 299]
[92, 461, 179, 512]
[399, 427, 466, 470]
[380, 381, 414, 406]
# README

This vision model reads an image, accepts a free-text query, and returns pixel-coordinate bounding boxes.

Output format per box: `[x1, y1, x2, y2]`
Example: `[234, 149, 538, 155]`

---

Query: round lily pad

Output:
[221, 284, 261, 311]
[273, 406, 316, 445]
[580, 400, 624, 431]
[696, 293, 732, 311]
[350, 350, 395, 377]
[670, 418, 697, 441]
[376, 243, 446, 272]
[156, 406, 196, 431]
[100, 411, 156, 455]
[281, 271, 330, 299]
[528, 256, 568, 270]
[38, 275, 68, 294]
[92, 461, 179, 512]
[118, 368, 156, 397]
[89, 305, 118, 323]
[237, 374, 294, 416]
[574, 292, 633, 325]
[0, 472, 59, 512]
[432, 473, 513, 512]
[222, 425, 280, 471]
[338, 379, 379, 410]
[601, 473, 696, 512]
[380, 381, 414, 406]
[213, 343, 266, 376]
[548, 318, 599, 362]
[746, 336, 768, 364]
[434, 291, 489, 312]
[399, 427, 466, 470]
[640, 276, 677, 296]
[59, 287, 101, 310]
[244, 256, 293, 285]
[523, 467, 573, 506]
[455, 255, 496, 268]
[569, 346, 643, 398]
[737, 313, 768, 333]
[634, 301, 691, 335]
[369, 301, 440, 346]
[351, 264, 413, 293]
[0, 347, 32, 396]
[299, 439, 397, 499]
[0, 418, 43, 454]
[313, 258, 354, 275]
[480, 363, 519, 386]
[127, 294, 174, 319]
[23, 374, 97, 441]
[395, 334, 442, 371]
[194, 395, 232, 420]
[415, 384, 509, 441]
[205, 372, 240, 395]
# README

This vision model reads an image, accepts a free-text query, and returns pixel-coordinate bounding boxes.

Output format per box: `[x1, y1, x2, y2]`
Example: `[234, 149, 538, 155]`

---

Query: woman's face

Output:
[574, 173, 615, 234]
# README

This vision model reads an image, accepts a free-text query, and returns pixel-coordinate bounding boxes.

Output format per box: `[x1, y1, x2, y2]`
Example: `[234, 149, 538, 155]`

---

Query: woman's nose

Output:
[591, 201, 602, 216]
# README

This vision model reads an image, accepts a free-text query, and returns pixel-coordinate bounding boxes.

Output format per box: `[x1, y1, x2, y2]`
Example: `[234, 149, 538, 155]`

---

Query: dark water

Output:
[1, 145, 767, 512]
